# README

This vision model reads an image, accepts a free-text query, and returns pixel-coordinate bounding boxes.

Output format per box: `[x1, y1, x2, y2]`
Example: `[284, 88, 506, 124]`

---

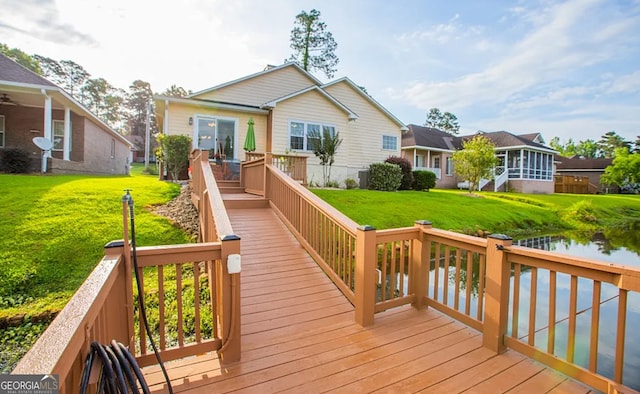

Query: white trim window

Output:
[446, 156, 453, 176]
[382, 135, 397, 151]
[0, 115, 5, 148]
[289, 120, 335, 151]
[52, 120, 65, 151]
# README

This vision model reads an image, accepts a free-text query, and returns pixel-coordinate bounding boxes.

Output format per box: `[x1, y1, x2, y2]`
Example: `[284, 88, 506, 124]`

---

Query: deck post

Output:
[355, 225, 377, 326]
[217, 234, 242, 364]
[264, 153, 272, 197]
[412, 220, 432, 310]
[483, 234, 513, 353]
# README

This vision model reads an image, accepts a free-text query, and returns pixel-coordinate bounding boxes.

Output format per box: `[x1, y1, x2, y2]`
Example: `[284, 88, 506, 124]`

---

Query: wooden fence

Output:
[555, 175, 599, 194]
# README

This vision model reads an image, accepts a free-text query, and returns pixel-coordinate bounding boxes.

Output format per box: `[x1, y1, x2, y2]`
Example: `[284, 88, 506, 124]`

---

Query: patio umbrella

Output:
[243, 117, 256, 152]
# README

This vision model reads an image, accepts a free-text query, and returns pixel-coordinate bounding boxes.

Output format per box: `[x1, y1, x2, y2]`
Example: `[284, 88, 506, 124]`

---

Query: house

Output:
[402, 124, 557, 193]
[154, 63, 407, 185]
[0, 54, 132, 175]
[401, 125, 461, 189]
[554, 156, 615, 193]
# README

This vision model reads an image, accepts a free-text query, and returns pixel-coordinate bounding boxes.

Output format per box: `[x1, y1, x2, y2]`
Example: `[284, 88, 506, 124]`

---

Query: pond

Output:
[407, 233, 640, 390]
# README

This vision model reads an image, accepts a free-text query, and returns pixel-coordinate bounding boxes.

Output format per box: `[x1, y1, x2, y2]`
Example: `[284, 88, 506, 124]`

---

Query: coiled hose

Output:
[79, 341, 150, 394]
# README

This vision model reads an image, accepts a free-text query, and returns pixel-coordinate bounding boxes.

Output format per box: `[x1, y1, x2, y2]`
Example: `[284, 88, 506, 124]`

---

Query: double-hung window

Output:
[289, 121, 335, 151]
[382, 135, 397, 151]
[53, 120, 65, 151]
[0, 116, 5, 148]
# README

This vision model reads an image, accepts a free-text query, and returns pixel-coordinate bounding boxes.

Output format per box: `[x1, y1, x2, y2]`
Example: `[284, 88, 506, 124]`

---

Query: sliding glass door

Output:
[195, 116, 237, 160]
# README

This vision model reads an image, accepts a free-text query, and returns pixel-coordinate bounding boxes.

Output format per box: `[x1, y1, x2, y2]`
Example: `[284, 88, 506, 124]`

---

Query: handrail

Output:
[267, 161, 358, 233]
[499, 244, 640, 392]
[265, 162, 359, 306]
[13, 244, 129, 393]
[189, 149, 241, 363]
[493, 167, 509, 191]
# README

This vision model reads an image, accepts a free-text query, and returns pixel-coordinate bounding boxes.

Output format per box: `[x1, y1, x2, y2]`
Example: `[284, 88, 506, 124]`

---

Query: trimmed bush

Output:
[413, 170, 437, 191]
[385, 156, 413, 190]
[369, 162, 402, 191]
[0, 148, 32, 174]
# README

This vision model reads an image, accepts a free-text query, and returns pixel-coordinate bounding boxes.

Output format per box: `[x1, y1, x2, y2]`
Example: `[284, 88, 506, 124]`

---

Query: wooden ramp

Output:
[144, 207, 594, 393]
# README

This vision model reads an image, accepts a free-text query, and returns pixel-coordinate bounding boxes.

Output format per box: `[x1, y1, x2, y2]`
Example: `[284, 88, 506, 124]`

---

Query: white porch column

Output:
[42, 91, 52, 173]
[427, 151, 431, 168]
[63, 107, 71, 160]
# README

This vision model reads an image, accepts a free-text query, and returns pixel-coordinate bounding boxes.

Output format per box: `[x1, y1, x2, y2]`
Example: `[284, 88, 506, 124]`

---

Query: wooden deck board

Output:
[143, 205, 596, 393]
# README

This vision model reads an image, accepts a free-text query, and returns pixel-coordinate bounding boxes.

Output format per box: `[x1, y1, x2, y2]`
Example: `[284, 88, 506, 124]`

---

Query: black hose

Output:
[124, 190, 174, 394]
[79, 191, 174, 393]
[79, 341, 150, 394]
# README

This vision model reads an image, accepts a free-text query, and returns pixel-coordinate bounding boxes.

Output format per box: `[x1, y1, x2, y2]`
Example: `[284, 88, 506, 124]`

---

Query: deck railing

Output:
[240, 156, 266, 196]
[265, 162, 359, 305]
[12, 243, 129, 393]
[242, 158, 640, 392]
[189, 149, 241, 363]
[244, 152, 307, 185]
[12, 151, 241, 391]
[501, 243, 640, 393]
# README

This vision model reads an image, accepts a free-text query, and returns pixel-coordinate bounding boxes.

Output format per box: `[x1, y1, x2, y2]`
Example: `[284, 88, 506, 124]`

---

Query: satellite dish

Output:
[33, 137, 53, 151]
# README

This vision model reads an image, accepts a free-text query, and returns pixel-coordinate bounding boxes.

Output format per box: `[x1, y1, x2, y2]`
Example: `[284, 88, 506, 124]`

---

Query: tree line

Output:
[549, 132, 640, 159]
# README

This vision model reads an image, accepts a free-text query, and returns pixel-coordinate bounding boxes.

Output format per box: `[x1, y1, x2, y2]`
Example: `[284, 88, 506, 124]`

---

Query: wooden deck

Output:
[143, 206, 594, 393]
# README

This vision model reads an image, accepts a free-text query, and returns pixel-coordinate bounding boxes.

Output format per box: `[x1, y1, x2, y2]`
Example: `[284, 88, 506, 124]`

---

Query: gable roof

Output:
[322, 77, 407, 130]
[403, 124, 461, 151]
[402, 125, 555, 153]
[519, 132, 545, 144]
[468, 131, 555, 153]
[0, 54, 132, 148]
[262, 85, 358, 120]
[0, 54, 56, 87]
[187, 62, 322, 99]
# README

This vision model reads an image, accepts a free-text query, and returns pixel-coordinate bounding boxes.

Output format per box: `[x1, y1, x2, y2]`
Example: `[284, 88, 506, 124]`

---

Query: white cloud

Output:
[0, 0, 97, 46]
[607, 71, 640, 94]
[391, 0, 639, 141]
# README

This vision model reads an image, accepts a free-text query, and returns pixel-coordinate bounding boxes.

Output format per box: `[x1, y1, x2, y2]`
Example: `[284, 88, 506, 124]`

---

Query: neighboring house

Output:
[402, 125, 557, 194]
[154, 63, 407, 185]
[0, 54, 132, 175]
[555, 156, 615, 193]
[402, 125, 461, 189]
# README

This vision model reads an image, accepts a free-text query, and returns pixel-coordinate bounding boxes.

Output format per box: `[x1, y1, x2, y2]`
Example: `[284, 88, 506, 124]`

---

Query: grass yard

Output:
[0, 164, 190, 320]
[311, 188, 640, 242]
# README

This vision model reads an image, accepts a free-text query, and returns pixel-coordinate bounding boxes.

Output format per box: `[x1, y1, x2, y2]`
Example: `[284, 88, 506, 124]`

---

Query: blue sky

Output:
[2, 0, 638, 143]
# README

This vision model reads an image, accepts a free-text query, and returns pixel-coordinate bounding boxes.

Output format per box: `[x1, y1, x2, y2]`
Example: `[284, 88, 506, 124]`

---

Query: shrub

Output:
[156, 134, 192, 181]
[0, 148, 32, 174]
[369, 162, 402, 191]
[413, 170, 437, 191]
[344, 178, 358, 189]
[385, 156, 413, 190]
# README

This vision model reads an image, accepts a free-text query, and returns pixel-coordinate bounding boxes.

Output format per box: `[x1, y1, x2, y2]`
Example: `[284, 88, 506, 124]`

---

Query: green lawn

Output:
[311, 188, 640, 242]
[0, 164, 190, 320]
